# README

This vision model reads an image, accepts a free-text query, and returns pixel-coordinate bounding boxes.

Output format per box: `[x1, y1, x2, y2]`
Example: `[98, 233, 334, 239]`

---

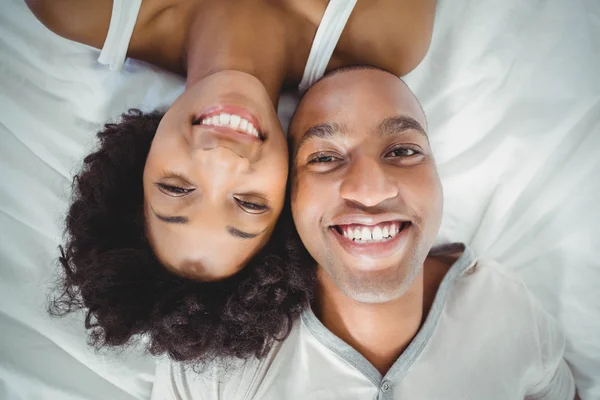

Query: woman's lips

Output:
[330, 221, 412, 261]
[196, 105, 263, 140]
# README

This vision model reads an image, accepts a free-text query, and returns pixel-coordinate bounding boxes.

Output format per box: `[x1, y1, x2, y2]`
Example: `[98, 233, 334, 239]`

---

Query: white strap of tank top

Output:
[298, 0, 358, 93]
[97, 0, 143, 71]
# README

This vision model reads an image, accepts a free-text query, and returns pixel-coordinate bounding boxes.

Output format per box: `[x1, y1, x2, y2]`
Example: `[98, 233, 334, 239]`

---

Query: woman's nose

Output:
[197, 145, 251, 173]
[194, 146, 251, 199]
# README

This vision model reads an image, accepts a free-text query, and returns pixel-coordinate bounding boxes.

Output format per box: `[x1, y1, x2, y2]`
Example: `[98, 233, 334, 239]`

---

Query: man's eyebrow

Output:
[294, 122, 347, 160]
[227, 226, 262, 240]
[154, 212, 189, 224]
[378, 116, 427, 137]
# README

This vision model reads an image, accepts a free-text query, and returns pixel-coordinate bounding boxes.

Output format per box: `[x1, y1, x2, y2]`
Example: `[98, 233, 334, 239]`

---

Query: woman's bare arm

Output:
[25, 0, 113, 48]
[24, 0, 192, 74]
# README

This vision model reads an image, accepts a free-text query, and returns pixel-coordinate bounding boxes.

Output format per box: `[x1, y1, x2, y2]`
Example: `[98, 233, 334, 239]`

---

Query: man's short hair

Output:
[292, 65, 427, 134]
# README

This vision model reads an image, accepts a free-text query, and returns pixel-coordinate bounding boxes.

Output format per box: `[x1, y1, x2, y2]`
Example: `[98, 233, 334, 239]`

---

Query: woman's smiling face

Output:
[143, 70, 289, 281]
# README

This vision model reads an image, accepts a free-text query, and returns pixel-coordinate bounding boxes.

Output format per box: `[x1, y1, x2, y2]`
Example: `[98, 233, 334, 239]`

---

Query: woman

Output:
[26, 0, 436, 364]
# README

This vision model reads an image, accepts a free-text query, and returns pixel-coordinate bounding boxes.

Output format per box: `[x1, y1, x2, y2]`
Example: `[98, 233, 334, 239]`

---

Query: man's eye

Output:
[156, 183, 195, 196]
[385, 147, 420, 158]
[307, 153, 340, 164]
[235, 198, 269, 214]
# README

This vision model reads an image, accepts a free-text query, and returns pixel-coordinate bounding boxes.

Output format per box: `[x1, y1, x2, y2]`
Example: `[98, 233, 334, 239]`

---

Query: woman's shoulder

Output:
[25, 0, 192, 73]
[333, 0, 437, 76]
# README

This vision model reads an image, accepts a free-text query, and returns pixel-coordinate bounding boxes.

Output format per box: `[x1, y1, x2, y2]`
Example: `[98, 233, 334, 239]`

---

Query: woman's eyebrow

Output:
[152, 211, 263, 239]
[154, 213, 189, 224]
[227, 226, 262, 239]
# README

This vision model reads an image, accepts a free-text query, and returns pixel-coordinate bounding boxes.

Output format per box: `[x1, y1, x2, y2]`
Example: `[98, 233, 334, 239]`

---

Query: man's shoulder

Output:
[460, 256, 529, 293]
[432, 243, 531, 298]
[448, 251, 541, 322]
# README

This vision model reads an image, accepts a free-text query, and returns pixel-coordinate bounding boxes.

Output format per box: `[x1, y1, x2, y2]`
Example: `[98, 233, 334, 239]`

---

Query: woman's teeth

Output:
[339, 222, 404, 243]
[200, 113, 261, 138]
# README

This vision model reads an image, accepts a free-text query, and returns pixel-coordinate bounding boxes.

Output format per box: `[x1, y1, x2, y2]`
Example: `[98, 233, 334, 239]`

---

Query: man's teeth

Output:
[200, 113, 260, 138]
[340, 222, 404, 243]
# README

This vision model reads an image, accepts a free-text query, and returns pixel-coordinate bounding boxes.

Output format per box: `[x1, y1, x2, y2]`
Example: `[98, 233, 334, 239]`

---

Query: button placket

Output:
[381, 380, 391, 392]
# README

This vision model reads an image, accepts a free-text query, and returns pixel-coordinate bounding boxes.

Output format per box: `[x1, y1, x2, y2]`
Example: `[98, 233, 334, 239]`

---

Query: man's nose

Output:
[339, 156, 398, 207]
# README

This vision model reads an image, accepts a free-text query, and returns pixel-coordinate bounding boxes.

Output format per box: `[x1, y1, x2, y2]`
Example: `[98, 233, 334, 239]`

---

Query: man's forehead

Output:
[291, 68, 426, 139]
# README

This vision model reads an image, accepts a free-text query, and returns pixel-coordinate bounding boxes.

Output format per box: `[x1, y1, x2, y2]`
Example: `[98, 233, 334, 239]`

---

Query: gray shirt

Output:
[151, 246, 575, 399]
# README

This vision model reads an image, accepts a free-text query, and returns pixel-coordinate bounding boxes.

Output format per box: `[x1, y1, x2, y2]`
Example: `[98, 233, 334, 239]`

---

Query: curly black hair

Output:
[50, 109, 315, 364]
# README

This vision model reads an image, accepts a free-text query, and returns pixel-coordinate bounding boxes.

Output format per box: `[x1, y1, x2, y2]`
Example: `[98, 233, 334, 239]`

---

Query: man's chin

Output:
[327, 260, 421, 304]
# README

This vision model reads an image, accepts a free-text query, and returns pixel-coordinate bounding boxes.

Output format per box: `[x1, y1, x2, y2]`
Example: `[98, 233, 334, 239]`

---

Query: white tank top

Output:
[98, 0, 358, 90]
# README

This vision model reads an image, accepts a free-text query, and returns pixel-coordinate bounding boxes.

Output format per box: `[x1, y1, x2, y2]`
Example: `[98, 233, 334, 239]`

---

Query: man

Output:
[151, 67, 577, 399]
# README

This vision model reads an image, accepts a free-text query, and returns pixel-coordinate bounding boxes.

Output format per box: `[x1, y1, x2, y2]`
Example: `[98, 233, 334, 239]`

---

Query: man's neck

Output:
[315, 257, 451, 376]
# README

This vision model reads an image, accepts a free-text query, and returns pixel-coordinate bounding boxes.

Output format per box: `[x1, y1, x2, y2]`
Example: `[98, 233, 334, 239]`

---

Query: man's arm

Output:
[525, 292, 577, 400]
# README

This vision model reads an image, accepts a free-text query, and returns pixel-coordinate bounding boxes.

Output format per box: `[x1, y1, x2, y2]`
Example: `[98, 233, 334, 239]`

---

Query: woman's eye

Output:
[307, 153, 340, 164]
[157, 183, 195, 196]
[235, 198, 269, 214]
[386, 147, 420, 158]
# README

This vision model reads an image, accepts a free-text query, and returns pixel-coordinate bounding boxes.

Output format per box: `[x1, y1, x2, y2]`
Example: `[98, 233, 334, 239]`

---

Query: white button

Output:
[381, 381, 391, 392]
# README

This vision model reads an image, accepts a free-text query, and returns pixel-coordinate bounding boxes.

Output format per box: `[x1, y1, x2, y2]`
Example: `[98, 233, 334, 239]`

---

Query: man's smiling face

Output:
[289, 67, 443, 303]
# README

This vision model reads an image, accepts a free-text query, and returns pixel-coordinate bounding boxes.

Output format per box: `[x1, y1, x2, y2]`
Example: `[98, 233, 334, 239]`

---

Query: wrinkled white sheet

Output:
[0, 0, 598, 399]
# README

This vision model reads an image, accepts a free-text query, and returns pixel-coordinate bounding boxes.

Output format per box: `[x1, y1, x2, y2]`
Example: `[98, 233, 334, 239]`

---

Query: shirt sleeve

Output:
[525, 293, 576, 400]
[151, 357, 222, 400]
[151, 356, 254, 400]
[151, 357, 189, 400]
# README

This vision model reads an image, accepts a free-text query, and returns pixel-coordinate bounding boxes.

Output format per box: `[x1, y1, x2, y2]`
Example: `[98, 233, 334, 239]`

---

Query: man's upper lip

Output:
[329, 213, 411, 227]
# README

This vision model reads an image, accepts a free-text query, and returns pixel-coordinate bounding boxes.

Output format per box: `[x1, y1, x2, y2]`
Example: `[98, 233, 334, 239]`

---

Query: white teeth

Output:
[344, 227, 355, 240]
[382, 225, 389, 238]
[348, 228, 355, 240]
[339, 221, 407, 243]
[200, 114, 261, 138]
[229, 114, 241, 129]
[360, 227, 371, 241]
[219, 113, 230, 125]
[372, 226, 383, 240]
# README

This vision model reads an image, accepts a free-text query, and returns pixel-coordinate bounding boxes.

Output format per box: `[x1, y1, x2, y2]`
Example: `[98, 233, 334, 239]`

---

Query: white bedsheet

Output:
[0, 0, 598, 399]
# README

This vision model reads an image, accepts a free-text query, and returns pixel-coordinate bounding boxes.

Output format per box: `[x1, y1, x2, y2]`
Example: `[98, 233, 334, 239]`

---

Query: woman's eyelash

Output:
[235, 198, 269, 212]
[157, 183, 195, 195]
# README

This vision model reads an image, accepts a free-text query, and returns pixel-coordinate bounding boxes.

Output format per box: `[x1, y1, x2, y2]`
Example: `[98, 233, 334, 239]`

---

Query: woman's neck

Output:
[183, 0, 321, 105]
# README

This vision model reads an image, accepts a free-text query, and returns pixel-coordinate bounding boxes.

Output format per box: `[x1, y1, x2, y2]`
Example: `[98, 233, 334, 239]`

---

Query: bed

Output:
[0, 0, 598, 398]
